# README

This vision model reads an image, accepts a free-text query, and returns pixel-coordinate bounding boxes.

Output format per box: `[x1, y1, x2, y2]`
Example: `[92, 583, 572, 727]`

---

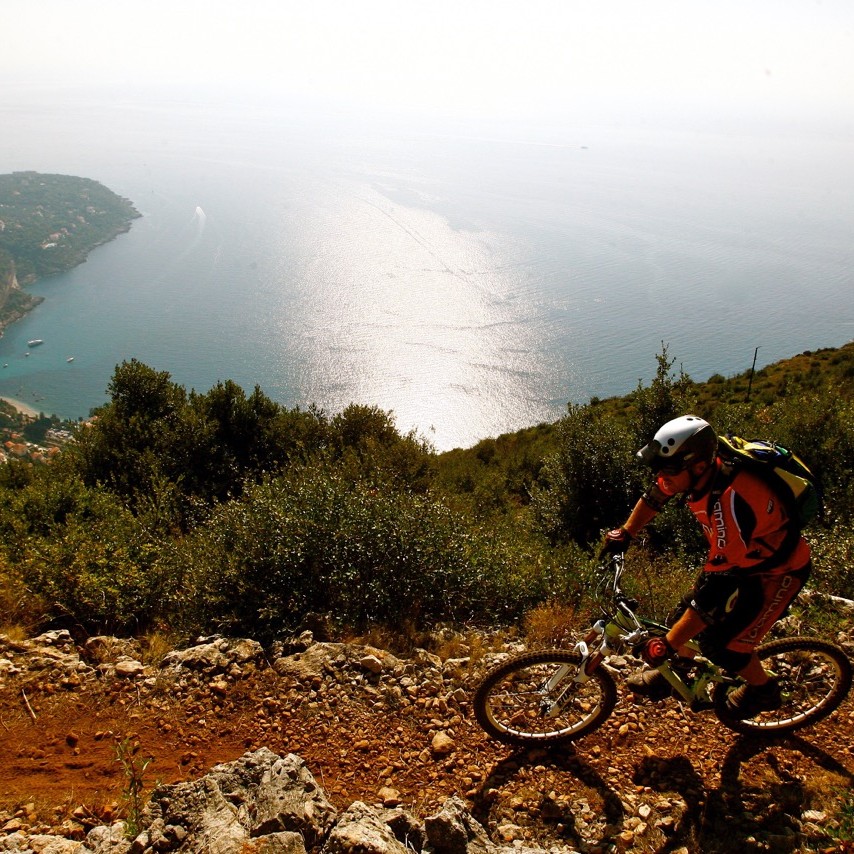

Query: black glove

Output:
[599, 527, 632, 557]
[641, 636, 676, 667]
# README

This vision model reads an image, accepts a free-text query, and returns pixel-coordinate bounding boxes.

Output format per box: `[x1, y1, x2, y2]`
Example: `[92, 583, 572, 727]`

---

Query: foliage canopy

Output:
[1, 341, 853, 642]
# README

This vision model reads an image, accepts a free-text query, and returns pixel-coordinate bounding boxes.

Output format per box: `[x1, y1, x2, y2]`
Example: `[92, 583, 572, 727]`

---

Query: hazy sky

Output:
[2, 0, 853, 123]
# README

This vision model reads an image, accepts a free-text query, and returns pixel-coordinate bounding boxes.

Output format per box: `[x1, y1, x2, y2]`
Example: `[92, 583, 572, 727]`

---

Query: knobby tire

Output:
[473, 649, 617, 746]
[713, 636, 852, 735]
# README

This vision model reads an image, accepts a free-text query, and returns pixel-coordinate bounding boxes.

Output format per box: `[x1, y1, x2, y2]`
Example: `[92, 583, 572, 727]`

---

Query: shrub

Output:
[531, 345, 701, 547]
[531, 404, 639, 545]
[711, 391, 854, 523]
[805, 524, 854, 600]
[0, 557, 49, 637]
[626, 343, 698, 449]
[174, 461, 547, 641]
[0, 463, 175, 635]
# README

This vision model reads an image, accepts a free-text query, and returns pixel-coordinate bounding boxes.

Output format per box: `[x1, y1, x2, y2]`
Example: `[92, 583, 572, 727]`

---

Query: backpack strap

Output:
[699, 458, 736, 517]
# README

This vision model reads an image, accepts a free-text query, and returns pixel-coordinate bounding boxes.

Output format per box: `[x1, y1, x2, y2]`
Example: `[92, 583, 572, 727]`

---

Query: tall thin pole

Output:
[746, 347, 759, 403]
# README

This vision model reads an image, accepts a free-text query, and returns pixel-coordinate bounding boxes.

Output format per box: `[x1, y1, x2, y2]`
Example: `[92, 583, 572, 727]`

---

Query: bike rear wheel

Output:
[713, 637, 852, 735]
[473, 649, 617, 746]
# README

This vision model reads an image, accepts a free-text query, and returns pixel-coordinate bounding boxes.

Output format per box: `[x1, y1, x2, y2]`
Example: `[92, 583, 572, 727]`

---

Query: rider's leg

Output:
[708, 564, 810, 717]
[717, 563, 812, 673]
[627, 605, 707, 699]
[737, 653, 772, 685]
[662, 605, 709, 656]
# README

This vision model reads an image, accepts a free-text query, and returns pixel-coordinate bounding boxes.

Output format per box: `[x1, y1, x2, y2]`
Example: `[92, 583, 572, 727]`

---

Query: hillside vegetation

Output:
[0, 171, 139, 329]
[0, 172, 139, 284]
[1, 342, 852, 646]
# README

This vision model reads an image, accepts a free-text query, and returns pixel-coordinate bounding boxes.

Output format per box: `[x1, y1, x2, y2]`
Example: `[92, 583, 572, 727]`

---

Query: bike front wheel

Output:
[713, 637, 852, 735]
[473, 649, 618, 746]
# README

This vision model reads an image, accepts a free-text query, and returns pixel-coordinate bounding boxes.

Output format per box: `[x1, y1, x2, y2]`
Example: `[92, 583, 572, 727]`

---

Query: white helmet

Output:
[637, 415, 717, 471]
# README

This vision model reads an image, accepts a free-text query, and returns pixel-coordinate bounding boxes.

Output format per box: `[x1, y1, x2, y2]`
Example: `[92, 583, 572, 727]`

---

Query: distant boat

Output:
[66, 357, 74, 363]
[27, 339, 44, 347]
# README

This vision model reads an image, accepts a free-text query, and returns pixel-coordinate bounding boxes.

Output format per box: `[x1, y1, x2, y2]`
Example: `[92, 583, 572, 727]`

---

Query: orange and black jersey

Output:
[658, 460, 810, 575]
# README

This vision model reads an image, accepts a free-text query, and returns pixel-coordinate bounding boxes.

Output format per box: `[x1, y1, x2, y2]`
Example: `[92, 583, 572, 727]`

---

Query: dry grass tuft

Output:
[523, 600, 580, 648]
[0, 563, 50, 640]
[430, 629, 510, 665]
[139, 630, 180, 667]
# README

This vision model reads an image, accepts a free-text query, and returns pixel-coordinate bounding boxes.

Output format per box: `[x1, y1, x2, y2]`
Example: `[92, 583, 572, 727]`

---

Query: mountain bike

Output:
[473, 555, 852, 746]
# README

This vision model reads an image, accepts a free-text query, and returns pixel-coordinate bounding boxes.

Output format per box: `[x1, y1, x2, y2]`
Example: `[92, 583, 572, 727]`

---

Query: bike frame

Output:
[567, 555, 728, 711]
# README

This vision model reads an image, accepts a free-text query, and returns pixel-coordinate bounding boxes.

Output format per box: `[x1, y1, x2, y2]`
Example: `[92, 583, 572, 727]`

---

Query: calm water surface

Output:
[1, 92, 852, 449]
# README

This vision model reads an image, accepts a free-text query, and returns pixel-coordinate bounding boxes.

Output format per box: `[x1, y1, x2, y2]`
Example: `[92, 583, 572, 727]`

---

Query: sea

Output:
[1, 87, 853, 450]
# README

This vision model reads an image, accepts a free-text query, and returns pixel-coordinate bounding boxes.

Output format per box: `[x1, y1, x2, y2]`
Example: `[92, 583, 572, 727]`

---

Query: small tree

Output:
[532, 346, 699, 547]
[532, 404, 637, 545]
[629, 343, 697, 450]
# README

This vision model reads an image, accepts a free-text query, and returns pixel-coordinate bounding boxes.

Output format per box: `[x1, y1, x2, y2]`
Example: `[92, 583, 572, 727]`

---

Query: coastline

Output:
[0, 171, 140, 335]
[0, 395, 40, 418]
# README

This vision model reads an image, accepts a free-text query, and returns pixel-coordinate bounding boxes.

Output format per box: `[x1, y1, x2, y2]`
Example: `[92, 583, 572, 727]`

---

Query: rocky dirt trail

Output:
[1, 629, 853, 853]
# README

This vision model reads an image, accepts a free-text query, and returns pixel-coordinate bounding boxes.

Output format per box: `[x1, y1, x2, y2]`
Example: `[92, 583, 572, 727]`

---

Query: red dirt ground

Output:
[2, 657, 853, 850]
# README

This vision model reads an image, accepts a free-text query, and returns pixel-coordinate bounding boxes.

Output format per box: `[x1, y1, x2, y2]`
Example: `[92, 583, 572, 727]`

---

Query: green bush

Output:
[174, 462, 546, 642]
[70, 361, 329, 523]
[531, 345, 702, 547]
[531, 404, 638, 544]
[2, 344, 850, 644]
[0, 463, 174, 634]
[710, 391, 854, 523]
[626, 344, 698, 449]
[806, 524, 854, 600]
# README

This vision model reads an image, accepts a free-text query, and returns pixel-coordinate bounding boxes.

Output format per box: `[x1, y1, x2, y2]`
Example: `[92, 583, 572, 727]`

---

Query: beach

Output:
[0, 396, 40, 418]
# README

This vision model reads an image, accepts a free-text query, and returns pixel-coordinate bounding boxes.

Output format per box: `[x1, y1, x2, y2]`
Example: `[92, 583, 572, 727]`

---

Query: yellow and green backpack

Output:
[717, 434, 823, 530]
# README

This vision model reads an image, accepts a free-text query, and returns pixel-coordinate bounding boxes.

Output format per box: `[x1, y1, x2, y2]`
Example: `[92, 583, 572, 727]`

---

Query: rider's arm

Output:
[623, 483, 671, 537]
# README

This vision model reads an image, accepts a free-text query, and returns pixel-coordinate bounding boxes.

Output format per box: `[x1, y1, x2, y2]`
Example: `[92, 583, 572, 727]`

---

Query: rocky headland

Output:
[0, 172, 139, 333]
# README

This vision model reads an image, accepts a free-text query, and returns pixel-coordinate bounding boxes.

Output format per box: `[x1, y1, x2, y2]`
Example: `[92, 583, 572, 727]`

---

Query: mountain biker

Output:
[601, 415, 812, 719]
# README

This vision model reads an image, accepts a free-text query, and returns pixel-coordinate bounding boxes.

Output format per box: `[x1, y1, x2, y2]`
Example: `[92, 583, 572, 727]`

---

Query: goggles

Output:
[654, 460, 687, 476]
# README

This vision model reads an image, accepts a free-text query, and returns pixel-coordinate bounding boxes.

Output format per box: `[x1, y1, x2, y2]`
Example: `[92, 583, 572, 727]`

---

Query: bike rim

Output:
[482, 660, 607, 740]
[734, 646, 847, 730]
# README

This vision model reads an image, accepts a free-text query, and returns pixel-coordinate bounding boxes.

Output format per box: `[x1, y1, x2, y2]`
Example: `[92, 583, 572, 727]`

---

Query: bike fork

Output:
[539, 638, 607, 718]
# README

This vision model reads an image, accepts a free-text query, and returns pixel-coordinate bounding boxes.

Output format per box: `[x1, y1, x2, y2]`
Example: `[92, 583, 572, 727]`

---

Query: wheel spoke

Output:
[474, 651, 617, 745]
[716, 638, 852, 734]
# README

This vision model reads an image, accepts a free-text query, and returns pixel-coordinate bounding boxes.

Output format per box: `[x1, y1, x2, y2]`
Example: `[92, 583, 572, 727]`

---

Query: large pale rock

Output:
[423, 797, 551, 854]
[253, 754, 338, 844]
[322, 801, 408, 854]
[248, 832, 307, 854]
[424, 796, 493, 854]
[83, 821, 132, 853]
[145, 774, 247, 854]
[383, 808, 426, 852]
[114, 658, 146, 679]
[0, 834, 81, 853]
[160, 638, 264, 674]
[273, 643, 403, 685]
[142, 749, 336, 854]
[273, 643, 347, 682]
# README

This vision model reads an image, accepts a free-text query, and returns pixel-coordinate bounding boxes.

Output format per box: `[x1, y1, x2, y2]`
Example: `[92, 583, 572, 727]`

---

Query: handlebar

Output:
[596, 554, 644, 636]
[603, 554, 639, 609]
[577, 554, 649, 664]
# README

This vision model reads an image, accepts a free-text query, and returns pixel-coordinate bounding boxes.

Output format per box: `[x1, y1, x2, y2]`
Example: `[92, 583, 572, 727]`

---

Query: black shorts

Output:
[688, 562, 811, 658]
